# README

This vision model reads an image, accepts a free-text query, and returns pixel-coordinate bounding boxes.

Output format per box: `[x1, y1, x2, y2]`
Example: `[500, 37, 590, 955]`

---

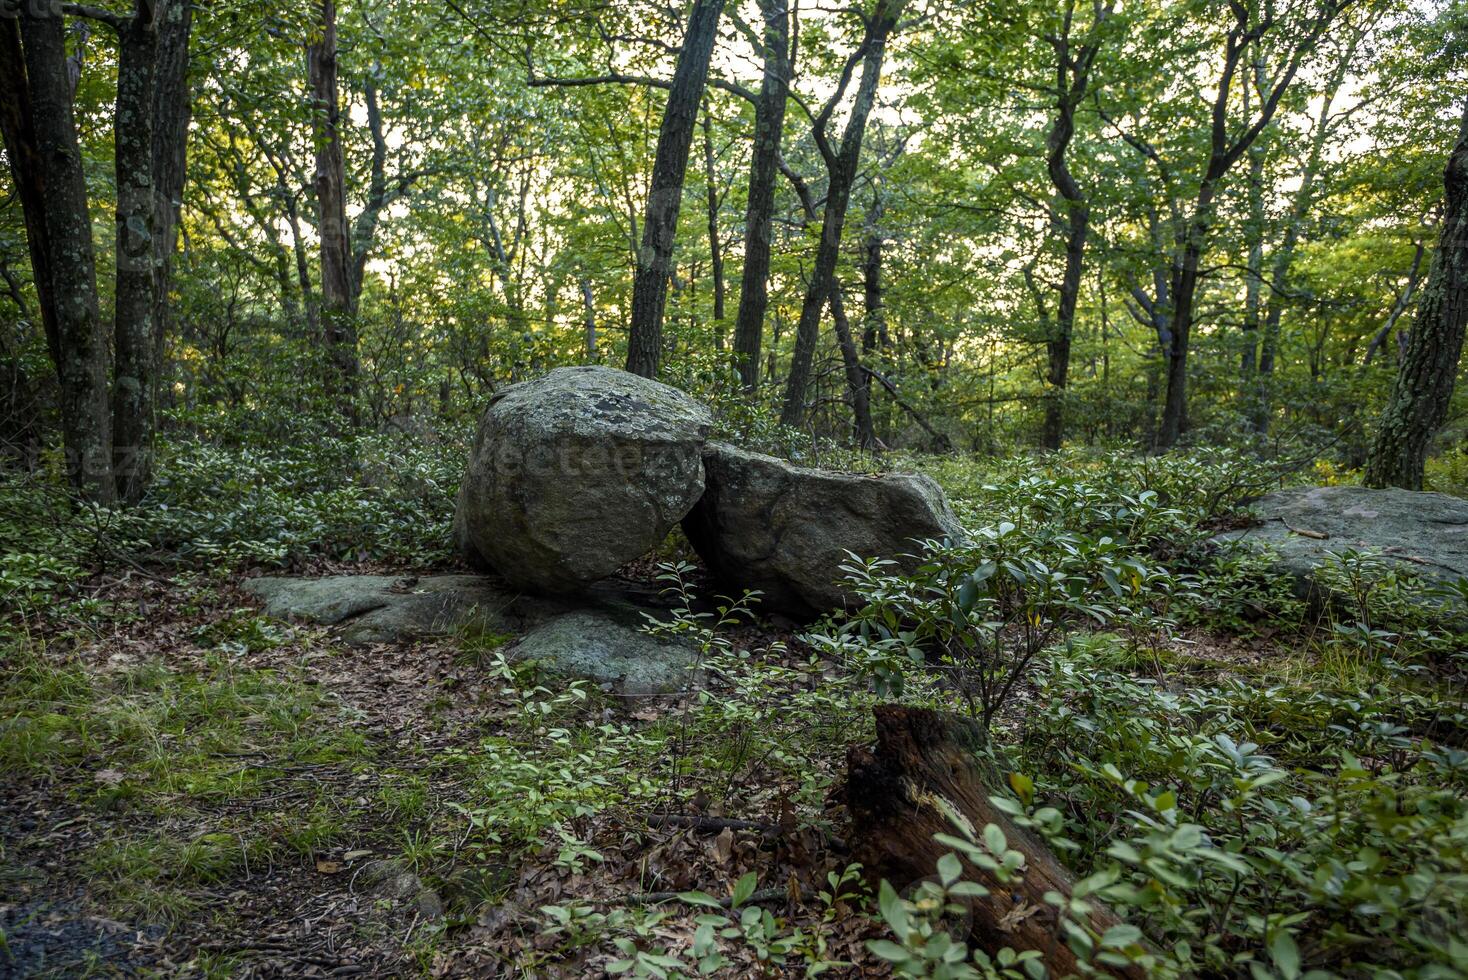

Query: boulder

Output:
[511, 609, 701, 697]
[244, 574, 700, 694]
[682, 443, 968, 617]
[1214, 484, 1468, 600]
[244, 574, 535, 645]
[454, 366, 712, 592]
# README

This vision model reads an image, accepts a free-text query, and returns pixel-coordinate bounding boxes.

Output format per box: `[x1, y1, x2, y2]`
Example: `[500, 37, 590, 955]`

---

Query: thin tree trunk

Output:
[861, 190, 887, 355]
[1240, 142, 1265, 380]
[347, 74, 417, 311]
[111, 0, 159, 503]
[1364, 101, 1468, 490]
[580, 275, 598, 360]
[701, 105, 725, 347]
[1363, 243, 1426, 365]
[0, 19, 57, 363]
[1155, 1, 1343, 448]
[1158, 196, 1212, 449]
[349, 74, 388, 310]
[10, 9, 114, 502]
[625, 0, 728, 378]
[284, 191, 318, 339]
[731, 0, 789, 390]
[780, 0, 904, 427]
[308, 0, 357, 420]
[1039, 0, 1110, 451]
[830, 286, 877, 447]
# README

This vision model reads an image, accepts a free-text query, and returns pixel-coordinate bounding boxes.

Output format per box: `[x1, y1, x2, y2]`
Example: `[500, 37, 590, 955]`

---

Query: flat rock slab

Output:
[245, 574, 544, 645]
[512, 610, 701, 697]
[243, 574, 699, 695]
[1215, 485, 1468, 600]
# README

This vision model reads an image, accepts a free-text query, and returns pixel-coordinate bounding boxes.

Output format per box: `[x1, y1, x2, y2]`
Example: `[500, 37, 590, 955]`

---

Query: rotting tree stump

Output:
[844, 704, 1149, 978]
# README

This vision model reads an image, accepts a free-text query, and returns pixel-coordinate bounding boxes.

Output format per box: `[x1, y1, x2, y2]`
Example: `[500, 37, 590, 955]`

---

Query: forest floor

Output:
[4, 449, 1465, 979]
[0, 560, 1309, 979]
[1, 560, 889, 978]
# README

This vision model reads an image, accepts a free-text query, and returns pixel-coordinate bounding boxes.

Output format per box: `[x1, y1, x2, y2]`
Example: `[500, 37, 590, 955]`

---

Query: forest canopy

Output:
[0, 0, 1464, 481]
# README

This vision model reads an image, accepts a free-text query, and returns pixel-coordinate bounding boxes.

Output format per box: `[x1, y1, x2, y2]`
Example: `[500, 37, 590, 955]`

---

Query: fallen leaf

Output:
[343, 849, 373, 861]
[316, 859, 343, 874]
[93, 769, 126, 787]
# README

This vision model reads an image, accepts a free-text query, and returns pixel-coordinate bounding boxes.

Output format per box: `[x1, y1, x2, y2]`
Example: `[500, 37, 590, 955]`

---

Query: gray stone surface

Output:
[453, 366, 712, 592]
[1215, 484, 1468, 595]
[355, 859, 443, 921]
[244, 574, 545, 645]
[244, 574, 698, 694]
[511, 609, 701, 696]
[682, 443, 969, 617]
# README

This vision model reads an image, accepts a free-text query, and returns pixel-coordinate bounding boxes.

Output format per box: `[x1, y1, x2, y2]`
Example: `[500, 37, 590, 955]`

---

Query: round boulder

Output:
[454, 366, 712, 593]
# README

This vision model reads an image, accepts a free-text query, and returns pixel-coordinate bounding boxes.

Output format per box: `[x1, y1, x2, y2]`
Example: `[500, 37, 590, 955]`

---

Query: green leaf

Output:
[1270, 930, 1301, 979]
[877, 879, 909, 934]
[867, 939, 911, 963]
[730, 871, 757, 908]
[677, 890, 726, 909]
[938, 851, 963, 886]
[1100, 924, 1143, 948]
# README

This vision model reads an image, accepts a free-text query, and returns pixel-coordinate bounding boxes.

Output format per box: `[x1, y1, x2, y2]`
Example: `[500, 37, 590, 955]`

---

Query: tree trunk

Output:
[861, 190, 887, 356]
[150, 0, 191, 396]
[308, 0, 357, 420]
[830, 286, 878, 448]
[0, 19, 57, 365]
[1363, 243, 1426, 366]
[1154, 1, 1341, 448]
[625, 0, 728, 378]
[111, 1, 159, 503]
[701, 105, 726, 346]
[845, 705, 1149, 978]
[780, 0, 903, 427]
[580, 275, 598, 360]
[1038, 2, 1109, 451]
[1364, 101, 1468, 490]
[731, 0, 789, 390]
[0, 264, 43, 467]
[9, 9, 114, 502]
[1157, 183, 1213, 449]
[347, 74, 415, 312]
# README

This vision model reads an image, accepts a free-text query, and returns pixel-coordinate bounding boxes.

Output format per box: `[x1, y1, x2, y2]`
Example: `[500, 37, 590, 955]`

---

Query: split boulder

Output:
[682, 443, 967, 617]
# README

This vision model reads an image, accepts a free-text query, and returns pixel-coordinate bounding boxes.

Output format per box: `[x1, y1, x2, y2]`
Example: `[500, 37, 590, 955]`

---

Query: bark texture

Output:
[111, 0, 160, 502]
[845, 705, 1148, 978]
[731, 0, 789, 389]
[1365, 102, 1468, 490]
[12, 9, 114, 502]
[625, 0, 728, 377]
[150, 0, 191, 387]
[308, 0, 358, 418]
